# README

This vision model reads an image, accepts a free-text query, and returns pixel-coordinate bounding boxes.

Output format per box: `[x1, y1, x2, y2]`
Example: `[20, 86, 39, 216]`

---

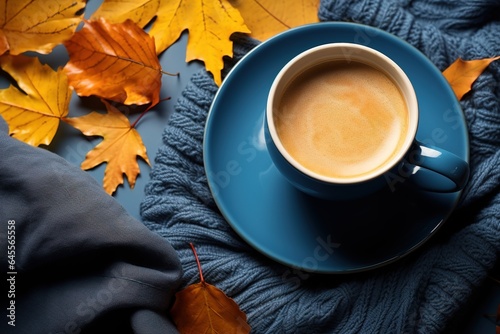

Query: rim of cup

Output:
[266, 43, 419, 184]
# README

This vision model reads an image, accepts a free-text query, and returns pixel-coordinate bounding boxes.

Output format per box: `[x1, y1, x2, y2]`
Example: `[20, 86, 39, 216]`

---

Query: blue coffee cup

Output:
[265, 43, 469, 200]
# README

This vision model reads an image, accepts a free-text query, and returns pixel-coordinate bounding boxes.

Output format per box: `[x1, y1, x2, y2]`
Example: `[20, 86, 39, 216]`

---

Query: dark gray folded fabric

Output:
[0, 115, 182, 334]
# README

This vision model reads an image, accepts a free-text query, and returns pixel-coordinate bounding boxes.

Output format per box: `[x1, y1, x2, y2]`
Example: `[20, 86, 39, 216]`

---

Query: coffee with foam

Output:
[274, 60, 409, 180]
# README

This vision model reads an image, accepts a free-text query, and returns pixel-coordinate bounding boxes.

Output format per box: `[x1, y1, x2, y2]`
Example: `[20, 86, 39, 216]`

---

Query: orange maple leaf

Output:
[0, 0, 86, 56]
[232, 0, 320, 41]
[442, 56, 500, 100]
[0, 54, 71, 147]
[91, 0, 251, 86]
[171, 243, 251, 334]
[63, 100, 151, 195]
[64, 18, 162, 106]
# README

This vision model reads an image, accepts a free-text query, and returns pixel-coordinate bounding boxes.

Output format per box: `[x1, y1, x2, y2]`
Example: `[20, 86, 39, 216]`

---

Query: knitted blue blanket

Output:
[141, 0, 500, 333]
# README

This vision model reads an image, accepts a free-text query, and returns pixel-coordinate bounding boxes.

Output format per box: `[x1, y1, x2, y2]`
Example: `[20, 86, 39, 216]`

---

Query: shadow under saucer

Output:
[298, 184, 451, 266]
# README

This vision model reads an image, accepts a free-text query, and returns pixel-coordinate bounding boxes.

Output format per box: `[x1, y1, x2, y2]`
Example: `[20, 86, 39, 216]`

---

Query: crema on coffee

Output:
[274, 60, 409, 179]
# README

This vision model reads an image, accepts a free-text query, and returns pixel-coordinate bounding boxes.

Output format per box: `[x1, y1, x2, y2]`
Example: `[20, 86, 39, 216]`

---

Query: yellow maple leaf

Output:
[91, 0, 251, 86]
[91, 0, 158, 28]
[0, 54, 71, 147]
[63, 100, 151, 195]
[443, 56, 500, 100]
[231, 0, 320, 41]
[0, 0, 86, 55]
[64, 18, 162, 106]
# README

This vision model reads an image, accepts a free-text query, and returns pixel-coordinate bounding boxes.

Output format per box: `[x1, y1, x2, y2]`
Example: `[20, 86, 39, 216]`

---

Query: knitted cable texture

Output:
[141, 0, 500, 332]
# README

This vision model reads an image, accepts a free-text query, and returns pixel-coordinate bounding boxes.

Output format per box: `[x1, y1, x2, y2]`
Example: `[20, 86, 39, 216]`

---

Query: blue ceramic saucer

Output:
[203, 22, 469, 274]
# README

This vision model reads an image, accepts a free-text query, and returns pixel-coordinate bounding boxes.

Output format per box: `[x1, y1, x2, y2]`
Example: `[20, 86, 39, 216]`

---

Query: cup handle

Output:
[399, 141, 470, 192]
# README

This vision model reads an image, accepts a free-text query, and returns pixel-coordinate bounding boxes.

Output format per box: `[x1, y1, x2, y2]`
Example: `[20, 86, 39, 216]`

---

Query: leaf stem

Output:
[162, 70, 180, 77]
[130, 108, 150, 129]
[189, 242, 205, 284]
[130, 97, 171, 128]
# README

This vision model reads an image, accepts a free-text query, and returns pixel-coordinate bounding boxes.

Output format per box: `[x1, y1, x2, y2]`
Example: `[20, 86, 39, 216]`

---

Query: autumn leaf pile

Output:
[0, 0, 319, 195]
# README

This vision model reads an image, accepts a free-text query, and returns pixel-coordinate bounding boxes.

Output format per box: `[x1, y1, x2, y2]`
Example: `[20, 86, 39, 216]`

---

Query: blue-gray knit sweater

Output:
[141, 0, 500, 333]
